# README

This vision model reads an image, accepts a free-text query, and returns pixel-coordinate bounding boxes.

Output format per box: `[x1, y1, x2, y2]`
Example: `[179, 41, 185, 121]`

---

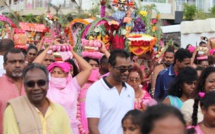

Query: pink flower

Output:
[151, 19, 157, 24]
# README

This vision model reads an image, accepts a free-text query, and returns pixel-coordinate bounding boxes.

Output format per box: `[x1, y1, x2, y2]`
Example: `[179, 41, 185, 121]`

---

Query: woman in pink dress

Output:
[77, 42, 110, 134]
[187, 91, 215, 134]
[46, 48, 92, 134]
[127, 66, 156, 111]
[78, 57, 100, 134]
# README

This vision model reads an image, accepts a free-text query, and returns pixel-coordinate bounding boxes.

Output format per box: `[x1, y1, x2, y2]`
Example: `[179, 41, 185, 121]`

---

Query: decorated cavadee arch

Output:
[68, 18, 95, 46]
[81, 18, 115, 59]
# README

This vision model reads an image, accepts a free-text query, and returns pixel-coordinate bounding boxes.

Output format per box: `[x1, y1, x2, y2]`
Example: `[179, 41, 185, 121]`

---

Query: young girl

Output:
[122, 110, 142, 134]
[188, 91, 215, 134]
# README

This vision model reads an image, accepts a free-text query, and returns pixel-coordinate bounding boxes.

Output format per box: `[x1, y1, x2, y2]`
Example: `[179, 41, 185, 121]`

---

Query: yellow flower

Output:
[139, 10, 147, 17]
[152, 26, 157, 32]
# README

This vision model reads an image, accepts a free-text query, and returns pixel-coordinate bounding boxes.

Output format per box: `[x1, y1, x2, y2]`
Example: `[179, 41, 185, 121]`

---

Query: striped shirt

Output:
[0, 74, 25, 134]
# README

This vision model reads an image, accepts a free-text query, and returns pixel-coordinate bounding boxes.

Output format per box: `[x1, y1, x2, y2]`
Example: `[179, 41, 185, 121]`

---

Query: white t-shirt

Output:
[86, 77, 135, 134]
[181, 99, 203, 125]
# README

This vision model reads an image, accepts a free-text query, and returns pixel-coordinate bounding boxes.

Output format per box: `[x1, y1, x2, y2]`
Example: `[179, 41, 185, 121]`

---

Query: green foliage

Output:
[194, 10, 209, 20]
[209, 5, 215, 15]
[89, 3, 100, 17]
[58, 13, 74, 27]
[183, 3, 197, 20]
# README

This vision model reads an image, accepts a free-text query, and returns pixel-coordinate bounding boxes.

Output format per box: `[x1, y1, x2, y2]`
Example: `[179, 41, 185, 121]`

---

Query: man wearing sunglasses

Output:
[3, 63, 72, 134]
[0, 48, 25, 134]
[86, 49, 135, 134]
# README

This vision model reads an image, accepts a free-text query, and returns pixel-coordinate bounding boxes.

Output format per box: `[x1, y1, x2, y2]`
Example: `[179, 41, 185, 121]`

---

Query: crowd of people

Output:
[0, 36, 215, 134]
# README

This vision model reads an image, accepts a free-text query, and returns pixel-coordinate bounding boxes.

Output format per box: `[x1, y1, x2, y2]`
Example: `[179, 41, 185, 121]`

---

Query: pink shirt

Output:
[0, 74, 25, 134]
[47, 77, 81, 132]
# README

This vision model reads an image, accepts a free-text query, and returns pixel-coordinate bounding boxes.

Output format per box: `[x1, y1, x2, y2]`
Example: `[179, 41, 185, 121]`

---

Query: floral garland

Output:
[68, 19, 91, 46]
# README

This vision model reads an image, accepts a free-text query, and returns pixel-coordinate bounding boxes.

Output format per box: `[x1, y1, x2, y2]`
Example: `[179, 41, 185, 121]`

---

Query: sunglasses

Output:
[25, 79, 47, 88]
[129, 77, 140, 82]
[113, 66, 133, 73]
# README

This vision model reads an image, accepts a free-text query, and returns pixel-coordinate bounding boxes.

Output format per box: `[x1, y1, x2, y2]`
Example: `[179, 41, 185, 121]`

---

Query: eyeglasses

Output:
[25, 79, 47, 88]
[113, 66, 133, 73]
[129, 77, 140, 82]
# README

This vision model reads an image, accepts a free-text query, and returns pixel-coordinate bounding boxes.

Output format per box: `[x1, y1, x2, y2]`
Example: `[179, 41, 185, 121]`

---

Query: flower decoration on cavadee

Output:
[127, 33, 156, 55]
[49, 44, 73, 61]
[81, 39, 103, 59]
[156, 14, 160, 20]
[151, 19, 157, 24]
[131, 17, 146, 33]
[135, 4, 162, 49]
[152, 26, 157, 32]
[139, 10, 147, 17]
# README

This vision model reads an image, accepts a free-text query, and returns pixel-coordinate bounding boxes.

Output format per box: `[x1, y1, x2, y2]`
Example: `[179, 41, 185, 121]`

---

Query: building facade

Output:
[0, 0, 214, 20]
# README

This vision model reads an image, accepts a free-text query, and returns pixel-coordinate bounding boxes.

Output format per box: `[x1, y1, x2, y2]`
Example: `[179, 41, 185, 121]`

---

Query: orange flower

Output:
[152, 26, 157, 32]
[102, 35, 110, 43]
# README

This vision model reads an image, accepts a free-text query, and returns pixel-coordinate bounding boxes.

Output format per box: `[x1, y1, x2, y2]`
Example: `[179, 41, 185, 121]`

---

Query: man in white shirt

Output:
[86, 49, 135, 134]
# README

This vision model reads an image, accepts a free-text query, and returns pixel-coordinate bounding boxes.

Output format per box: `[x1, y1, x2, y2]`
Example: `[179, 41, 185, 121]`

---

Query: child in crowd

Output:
[122, 110, 142, 134]
[187, 91, 215, 134]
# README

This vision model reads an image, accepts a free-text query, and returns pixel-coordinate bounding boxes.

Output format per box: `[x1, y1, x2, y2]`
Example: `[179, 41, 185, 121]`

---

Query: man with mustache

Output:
[0, 48, 26, 134]
[151, 47, 175, 96]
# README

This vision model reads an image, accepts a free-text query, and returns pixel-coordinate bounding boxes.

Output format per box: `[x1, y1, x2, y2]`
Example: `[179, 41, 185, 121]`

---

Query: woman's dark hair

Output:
[129, 65, 143, 80]
[168, 67, 198, 97]
[27, 45, 38, 53]
[188, 91, 215, 134]
[65, 59, 79, 77]
[141, 104, 186, 134]
[84, 57, 99, 65]
[196, 66, 215, 95]
[122, 109, 142, 127]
